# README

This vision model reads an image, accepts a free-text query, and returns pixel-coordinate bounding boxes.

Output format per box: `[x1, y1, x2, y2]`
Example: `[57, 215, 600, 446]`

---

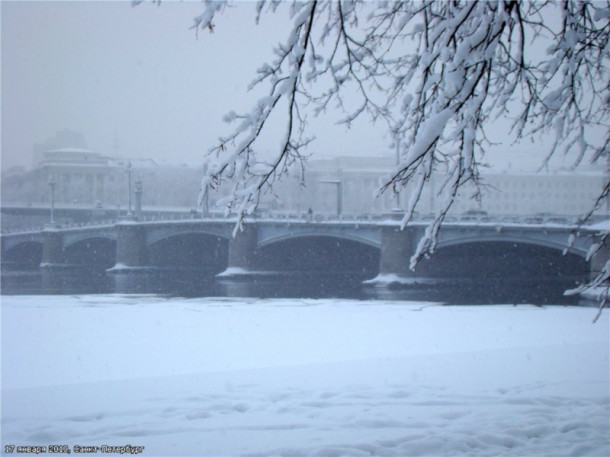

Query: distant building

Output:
[32, 129, 89, 168]
[260, 156, 607, 217]
[1, 143, 606, 218]
[38, 148, 112, 204]
[466, 171, 606, 216]
[1, 146, 203, 210]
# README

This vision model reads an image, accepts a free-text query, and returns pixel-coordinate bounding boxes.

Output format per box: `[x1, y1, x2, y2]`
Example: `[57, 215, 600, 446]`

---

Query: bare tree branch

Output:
[185, 0, 609, 306]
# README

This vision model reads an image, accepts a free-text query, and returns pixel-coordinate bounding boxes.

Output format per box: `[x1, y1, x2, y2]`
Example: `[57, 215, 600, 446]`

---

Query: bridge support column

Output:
[590, 242, 610, 282]
[365, 226, 417, 285]
[41, 228, 64, 268]
[134, 179, 143, 220]
[109, 221, 148, 272]
[218, 226, 258, 277]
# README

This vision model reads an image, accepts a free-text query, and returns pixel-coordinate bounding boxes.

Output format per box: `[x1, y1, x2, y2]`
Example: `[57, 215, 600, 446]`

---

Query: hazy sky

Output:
[1, 0, 393, 172]
[1, 1, 604, 173]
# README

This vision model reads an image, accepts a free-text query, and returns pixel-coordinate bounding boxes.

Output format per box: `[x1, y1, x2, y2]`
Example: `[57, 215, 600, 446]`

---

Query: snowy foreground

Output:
[2, 295, 609, 457]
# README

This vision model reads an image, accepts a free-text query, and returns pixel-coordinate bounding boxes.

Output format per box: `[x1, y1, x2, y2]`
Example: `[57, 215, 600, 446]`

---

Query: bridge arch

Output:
[146, 231, 228, 272]
[146, 226, 231, 246]
[435, 228, 588, 258]
[256, 234, 380, 276]
[2, 241, 43, 269]
[64, 237, 117, 268]
[415, 240, 589, 281]
[258, 224, 381, 250]
[63, 231, 117, 249]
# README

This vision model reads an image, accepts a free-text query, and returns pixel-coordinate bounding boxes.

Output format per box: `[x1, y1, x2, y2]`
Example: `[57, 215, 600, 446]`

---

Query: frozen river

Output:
[0, 267, 585, 305]
[1, 294, 608, 456]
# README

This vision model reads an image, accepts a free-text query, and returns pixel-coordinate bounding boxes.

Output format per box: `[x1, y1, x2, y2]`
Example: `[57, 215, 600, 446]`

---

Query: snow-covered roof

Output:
[108, 158, 200, 169]
[46, 147, 95, 154]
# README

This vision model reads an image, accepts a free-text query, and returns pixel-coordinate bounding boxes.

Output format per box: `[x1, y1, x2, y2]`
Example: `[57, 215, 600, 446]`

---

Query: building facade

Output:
[1, 148, 606, 218]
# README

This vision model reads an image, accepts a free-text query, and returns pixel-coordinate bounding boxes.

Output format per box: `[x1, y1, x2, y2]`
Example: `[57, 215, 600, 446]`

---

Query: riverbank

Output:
[2, 296, 608, 456]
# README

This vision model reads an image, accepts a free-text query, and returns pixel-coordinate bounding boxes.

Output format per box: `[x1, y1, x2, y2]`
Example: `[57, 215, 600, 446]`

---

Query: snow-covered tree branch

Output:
[184, 0, 609, 300]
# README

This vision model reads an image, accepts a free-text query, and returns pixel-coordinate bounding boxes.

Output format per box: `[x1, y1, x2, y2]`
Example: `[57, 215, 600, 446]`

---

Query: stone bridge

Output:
[1, 214, 607, 283]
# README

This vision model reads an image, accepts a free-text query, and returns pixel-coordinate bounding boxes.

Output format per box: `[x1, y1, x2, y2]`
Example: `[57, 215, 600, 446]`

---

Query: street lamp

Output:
[394, 140, 401, 210]
[48, 175, 56, 224]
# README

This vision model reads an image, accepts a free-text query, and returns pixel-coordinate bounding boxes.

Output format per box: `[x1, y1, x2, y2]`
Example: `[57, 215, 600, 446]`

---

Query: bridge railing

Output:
[0, 209, 597, 237]
[0, 226, 46, 235]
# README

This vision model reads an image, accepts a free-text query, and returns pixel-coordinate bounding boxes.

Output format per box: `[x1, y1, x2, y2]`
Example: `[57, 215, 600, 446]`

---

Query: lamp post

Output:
[394, 140, 401, 210]
[48, 175, 56, 224]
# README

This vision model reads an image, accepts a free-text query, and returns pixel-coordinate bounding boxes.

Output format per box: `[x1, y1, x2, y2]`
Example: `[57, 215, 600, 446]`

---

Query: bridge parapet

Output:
[2, 206, 595, 236]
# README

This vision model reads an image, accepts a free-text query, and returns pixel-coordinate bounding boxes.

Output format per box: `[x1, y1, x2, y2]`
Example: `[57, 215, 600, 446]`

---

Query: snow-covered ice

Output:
[2, 295, 609, 456]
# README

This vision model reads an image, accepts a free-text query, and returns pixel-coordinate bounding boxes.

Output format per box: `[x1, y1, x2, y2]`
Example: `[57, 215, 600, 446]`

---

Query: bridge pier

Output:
[365, 226, 418, 285]
[590, 241, 610, 281]
[218, 226, 258, 277]
[40, 228, 65, 268]
[109, 220, 148, 272]
[380, 226, 416, 277]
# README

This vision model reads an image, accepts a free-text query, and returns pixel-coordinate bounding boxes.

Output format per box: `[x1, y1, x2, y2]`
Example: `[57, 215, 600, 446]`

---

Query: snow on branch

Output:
[186, 0, 608, 301]
[193, 1, 317, 233]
